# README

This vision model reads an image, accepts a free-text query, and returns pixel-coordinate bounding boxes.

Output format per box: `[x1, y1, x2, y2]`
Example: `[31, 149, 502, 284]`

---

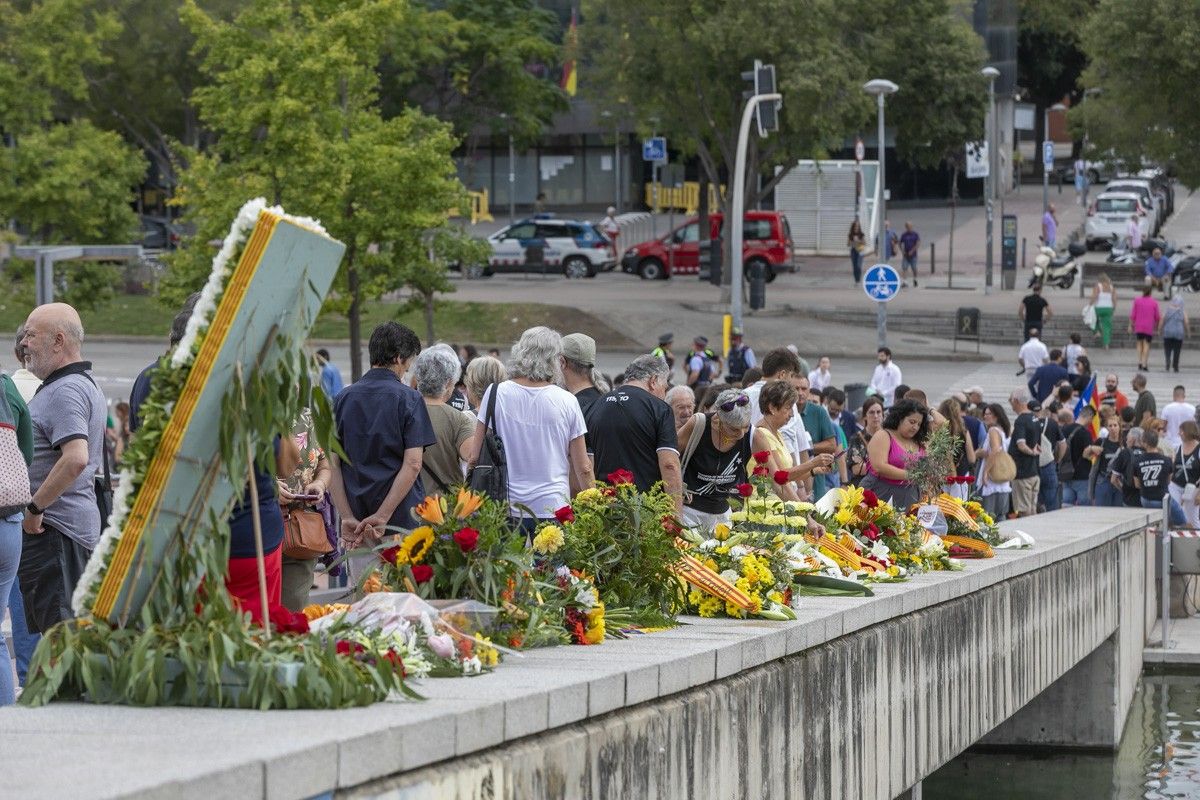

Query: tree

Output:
[377, 0, 567, 177]
[582, 0, 988, 210]
[1077, 0, 1200, 186]
[405, 226, 491, 343]
[165, 0, 466, 378]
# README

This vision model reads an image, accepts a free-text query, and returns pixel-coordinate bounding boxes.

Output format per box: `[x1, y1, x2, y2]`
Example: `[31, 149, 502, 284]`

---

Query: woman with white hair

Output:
[470, 327, 593, 535]
[464, 355, 506, 409]
[675, 387, 754, 529]
[413, 344, 477, 494]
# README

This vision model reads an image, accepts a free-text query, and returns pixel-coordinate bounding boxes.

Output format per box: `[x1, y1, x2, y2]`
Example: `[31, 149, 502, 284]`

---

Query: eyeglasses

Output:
[719, 394, 750, 412]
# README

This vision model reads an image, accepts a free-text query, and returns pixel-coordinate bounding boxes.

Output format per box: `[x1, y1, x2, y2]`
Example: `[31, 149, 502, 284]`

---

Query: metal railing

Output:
[449, 189, 494, 225]
[614, 212, 654, 261]
[642, 182, 725, 214]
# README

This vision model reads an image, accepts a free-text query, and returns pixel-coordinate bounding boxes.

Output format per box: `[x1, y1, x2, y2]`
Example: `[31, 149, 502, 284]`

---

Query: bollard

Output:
[1161, 496, 1171, 650]
[930, 242, 935, 275]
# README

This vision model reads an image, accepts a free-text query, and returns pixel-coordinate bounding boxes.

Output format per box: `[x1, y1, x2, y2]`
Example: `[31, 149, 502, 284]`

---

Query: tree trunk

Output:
[347, 248, 362, 381]
[423, 292, 435, 344]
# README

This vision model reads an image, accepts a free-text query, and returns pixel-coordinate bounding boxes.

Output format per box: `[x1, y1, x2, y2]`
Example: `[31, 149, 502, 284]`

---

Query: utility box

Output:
[1001, 214, 1018, 290]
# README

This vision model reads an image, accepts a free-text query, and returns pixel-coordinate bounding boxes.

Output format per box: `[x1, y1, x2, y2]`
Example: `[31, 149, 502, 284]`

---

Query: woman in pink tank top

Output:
[861, 398, 929, 510]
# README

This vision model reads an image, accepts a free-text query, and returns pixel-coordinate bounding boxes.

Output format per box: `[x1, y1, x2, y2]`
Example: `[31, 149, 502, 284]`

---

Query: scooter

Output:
[1030, 242, 1084, 289]
[1170, 251, 1200, 293]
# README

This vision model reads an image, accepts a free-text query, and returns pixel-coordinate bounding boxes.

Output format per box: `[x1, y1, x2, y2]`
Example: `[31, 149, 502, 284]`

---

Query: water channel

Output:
[925, 671, 1200, 799]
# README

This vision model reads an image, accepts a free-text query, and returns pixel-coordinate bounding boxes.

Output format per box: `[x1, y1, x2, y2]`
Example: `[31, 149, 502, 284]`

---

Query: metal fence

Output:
[773, 160, 878, 255]
[614, 212, 654, 261]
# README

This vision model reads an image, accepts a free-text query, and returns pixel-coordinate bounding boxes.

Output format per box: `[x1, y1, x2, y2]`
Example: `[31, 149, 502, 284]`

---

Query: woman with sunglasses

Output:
[859, 397, 930, 510]
[677, 388, 756, 529]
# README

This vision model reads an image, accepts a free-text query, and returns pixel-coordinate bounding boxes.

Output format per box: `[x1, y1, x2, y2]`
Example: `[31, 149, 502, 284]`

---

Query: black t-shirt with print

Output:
[1008, 411, 1042, 479]
[1134, 450, 1173, 502]
[1173, 445, 1200, 488]
[1111, 446, 1146, 507]
[586, 385, 678, 492]
[681, 413, 751, 515]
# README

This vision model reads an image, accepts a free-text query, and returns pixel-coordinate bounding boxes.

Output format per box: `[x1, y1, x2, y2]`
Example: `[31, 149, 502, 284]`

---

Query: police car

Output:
[484, 217, 615, 278]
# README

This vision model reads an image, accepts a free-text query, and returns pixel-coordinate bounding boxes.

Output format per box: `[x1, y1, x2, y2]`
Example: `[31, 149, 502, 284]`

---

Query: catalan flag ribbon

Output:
[560, 8, 578, 97]
[1073, 375, 1100, 437]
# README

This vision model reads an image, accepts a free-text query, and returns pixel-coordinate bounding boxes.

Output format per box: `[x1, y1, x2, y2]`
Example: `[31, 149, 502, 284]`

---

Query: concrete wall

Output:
[348, 532, 1145, 800]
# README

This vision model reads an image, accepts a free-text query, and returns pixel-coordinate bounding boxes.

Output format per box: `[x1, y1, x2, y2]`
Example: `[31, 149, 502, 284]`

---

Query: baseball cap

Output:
[658, 331, 674, 345]
[694, 335, 709, 347]
[561, 333, 596, 368]
[731, 327, 743, 337]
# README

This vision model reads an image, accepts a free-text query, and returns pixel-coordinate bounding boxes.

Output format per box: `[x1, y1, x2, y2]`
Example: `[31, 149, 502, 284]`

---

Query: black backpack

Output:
[466, 383, 508, 504]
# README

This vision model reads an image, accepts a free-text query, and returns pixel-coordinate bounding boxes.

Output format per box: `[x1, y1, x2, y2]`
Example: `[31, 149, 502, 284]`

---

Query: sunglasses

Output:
[719, 394, 750, 412]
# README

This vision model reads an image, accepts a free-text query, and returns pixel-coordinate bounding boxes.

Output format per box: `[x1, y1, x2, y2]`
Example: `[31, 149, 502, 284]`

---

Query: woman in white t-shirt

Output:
[978, 403, 1013, 521]
[471, 327, 593, 536]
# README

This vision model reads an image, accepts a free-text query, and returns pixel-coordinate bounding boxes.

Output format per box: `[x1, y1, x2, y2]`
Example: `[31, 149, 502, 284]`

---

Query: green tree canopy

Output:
[165, 0, 466, 378]
[1077, 0, 1200, 186]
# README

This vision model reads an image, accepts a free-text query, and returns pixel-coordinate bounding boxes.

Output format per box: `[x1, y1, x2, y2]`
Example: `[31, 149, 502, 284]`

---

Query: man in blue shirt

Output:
[1144, 246, 1173, 297]
[796, 374, 837, 498]
[329, 323, 436, 552]
[315, 348, 345, 400]
[1028, 348, 1070, 403]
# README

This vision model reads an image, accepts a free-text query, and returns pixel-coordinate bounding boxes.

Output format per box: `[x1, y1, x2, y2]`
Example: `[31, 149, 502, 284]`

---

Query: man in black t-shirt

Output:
[561, 333, 603, 416]
[1134, 430, 1185, 525]
[1037, 405, 1064, 512]
[1059, 408, 1094, 506]
[1019, 284, 1051, 341]
[1007, 388, 1042, 517]
[1109, 427, 1146, 508]
[586, 355, 683, 510]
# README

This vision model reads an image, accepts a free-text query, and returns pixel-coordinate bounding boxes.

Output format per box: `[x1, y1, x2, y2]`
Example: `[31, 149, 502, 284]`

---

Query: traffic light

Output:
[741, 59, 780, 137]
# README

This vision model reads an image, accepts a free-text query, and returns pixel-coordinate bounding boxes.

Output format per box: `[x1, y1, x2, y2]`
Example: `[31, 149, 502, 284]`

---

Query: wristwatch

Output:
[26, 501, 42, 516]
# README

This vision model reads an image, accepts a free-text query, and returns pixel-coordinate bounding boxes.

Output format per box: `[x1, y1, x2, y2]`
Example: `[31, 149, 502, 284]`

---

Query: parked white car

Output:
[1106, 178, 1163, 233]
[484, 218, 615, 278]
[1085, 192, 1153, 249]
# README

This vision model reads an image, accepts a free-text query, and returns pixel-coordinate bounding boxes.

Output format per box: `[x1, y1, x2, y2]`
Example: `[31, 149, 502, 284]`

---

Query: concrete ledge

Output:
[0, 508, 1152, 799]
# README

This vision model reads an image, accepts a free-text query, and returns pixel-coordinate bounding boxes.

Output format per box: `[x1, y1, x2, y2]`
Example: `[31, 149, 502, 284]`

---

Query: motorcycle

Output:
[1170, 251, 1200, 293]
[1030, 241, 1085, 289]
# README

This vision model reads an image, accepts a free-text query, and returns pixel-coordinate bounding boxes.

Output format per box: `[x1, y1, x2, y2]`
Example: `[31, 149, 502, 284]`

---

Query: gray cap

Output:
[562, 333, 596, 368]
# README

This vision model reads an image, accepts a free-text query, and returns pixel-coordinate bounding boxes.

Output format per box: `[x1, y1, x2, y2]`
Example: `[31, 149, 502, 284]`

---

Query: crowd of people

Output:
[4, 300, 1198, 706]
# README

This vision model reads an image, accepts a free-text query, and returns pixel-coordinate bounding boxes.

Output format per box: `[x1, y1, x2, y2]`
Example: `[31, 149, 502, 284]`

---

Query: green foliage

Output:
[557, 484, 685, 628]
[0, 120, 143, 244]
[583, 0, 988, 205]
[1077, 0, 1200, 187]
[1018, 0, 1093, 109]
[379, 0, 567, 147]
[904, 424, 960, 502]
[166, 0, 466, 376]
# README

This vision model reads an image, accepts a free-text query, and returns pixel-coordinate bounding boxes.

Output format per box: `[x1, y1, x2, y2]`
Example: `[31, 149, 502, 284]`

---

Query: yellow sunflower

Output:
[396, 526, 435, 564]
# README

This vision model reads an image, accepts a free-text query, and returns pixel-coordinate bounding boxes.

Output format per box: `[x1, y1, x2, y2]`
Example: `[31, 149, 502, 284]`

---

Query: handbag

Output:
[467, 383, 508, 503]
[1082, 303, 1097, 330]
[0, 379, 31, 514]
[1057, 428, 1080, 482]
[282, 504, 333, 559]
[1038, 419, 1056, 469]
[1179, 447, 1199, 503]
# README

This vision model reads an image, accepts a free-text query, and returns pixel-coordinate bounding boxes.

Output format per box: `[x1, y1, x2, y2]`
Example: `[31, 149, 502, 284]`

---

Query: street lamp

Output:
[982, 66, 1000, 296]
[1042, 101, 1068, 214]
[499, 113, 515, 224]
[863, 79, 898, 257]
[863, 78, 897, 350]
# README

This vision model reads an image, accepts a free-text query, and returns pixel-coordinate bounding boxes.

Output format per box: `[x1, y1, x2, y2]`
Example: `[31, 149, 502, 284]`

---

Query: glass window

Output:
[540, 149, 584, 206]
[744, 219, 773, 240]
[536, 223, 569, 239]
[672, 222, 700, 243]
[1097, 198, 1136, 213]
[505, 223, 537, 239]
[493, 149, 538, 207]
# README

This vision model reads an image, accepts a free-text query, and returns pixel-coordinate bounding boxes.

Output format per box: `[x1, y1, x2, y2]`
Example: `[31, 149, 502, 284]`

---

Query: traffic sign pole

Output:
[863, 263, 901, 348]
[1042, 139, 1053, 215]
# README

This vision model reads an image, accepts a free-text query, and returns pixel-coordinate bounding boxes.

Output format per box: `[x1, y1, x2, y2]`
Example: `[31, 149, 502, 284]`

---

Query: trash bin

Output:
[844, 382, 868, 413]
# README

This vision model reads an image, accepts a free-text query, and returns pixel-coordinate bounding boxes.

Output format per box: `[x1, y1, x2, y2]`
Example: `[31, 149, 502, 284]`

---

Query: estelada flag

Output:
[561, 8, 578, 97]
[1073, 374, 1100, 438]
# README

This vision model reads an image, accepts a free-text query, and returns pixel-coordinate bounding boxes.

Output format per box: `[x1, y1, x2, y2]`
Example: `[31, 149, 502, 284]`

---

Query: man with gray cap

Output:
[651, 332, 675, 372]
[560, 332, 603, 416]
[586, 354, 682, 510]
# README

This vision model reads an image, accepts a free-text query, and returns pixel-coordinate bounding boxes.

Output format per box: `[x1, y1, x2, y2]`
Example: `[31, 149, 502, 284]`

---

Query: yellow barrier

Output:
[449, 188, 494, 224]
[642, 181, 725, 214]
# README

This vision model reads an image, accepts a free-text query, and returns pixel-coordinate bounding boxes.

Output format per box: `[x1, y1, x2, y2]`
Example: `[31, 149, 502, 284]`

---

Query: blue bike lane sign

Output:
[863, 263, 901, 302]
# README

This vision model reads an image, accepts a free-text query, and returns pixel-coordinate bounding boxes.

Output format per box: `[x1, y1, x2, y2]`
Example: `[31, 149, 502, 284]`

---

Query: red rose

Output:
[336, 640, 365, 656]
[961, 475, 976, 485]
[752, 450, 771, 465]
[773, 470, 790, 486]
[453, 527, 480, 552]
[269, 607, 310, 634]
[603, 487, 617, 498]
[752, 465, 769, 478]
[382, 649, 406, 677]
[862, 489, 879, 508]
[606, 468, 634, 485]
[736, 482, 753, 498]
[380, 545, 400, 565]
[411, 564, 434, 583]
[863, 523, 881, 542]
[554, 505, 576, 523]
[661, 515, 682, 536]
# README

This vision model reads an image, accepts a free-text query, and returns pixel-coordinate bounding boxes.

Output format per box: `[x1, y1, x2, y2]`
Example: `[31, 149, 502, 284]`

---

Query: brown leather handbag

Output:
[282, 505, 332, 560]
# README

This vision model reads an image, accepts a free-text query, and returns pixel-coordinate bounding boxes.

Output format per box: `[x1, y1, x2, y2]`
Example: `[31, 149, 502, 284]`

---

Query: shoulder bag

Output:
[282, 500, 333, 560]
[988, 431, 1018, 483]
[1038, 418, 1056, 469]
[1180, 446, 1199, 504]
[1057, 427, 1081, 482]
[467, 383, 508, 503]
[678, 412, 707, 503]
[0, 379, 31, 515]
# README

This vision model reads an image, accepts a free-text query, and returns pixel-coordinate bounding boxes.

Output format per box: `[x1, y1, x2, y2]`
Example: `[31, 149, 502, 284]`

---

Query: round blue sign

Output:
[863, 263, 901, 302]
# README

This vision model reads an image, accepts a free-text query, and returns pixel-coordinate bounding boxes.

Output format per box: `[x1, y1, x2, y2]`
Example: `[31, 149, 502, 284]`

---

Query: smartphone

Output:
[292, 493, 321, 502]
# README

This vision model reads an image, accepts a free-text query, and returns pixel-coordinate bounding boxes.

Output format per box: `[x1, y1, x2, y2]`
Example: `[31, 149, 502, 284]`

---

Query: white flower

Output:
[728, 545, 749, 558]
[720, 569, 740, 584]
[462, 656, 483, 675]
[575, 587, 596, 608]
[555, 565, 572, 580]
[699, 539, 719, 552]
[813, 488, 845, 516]
[869, 541, 891, 561]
